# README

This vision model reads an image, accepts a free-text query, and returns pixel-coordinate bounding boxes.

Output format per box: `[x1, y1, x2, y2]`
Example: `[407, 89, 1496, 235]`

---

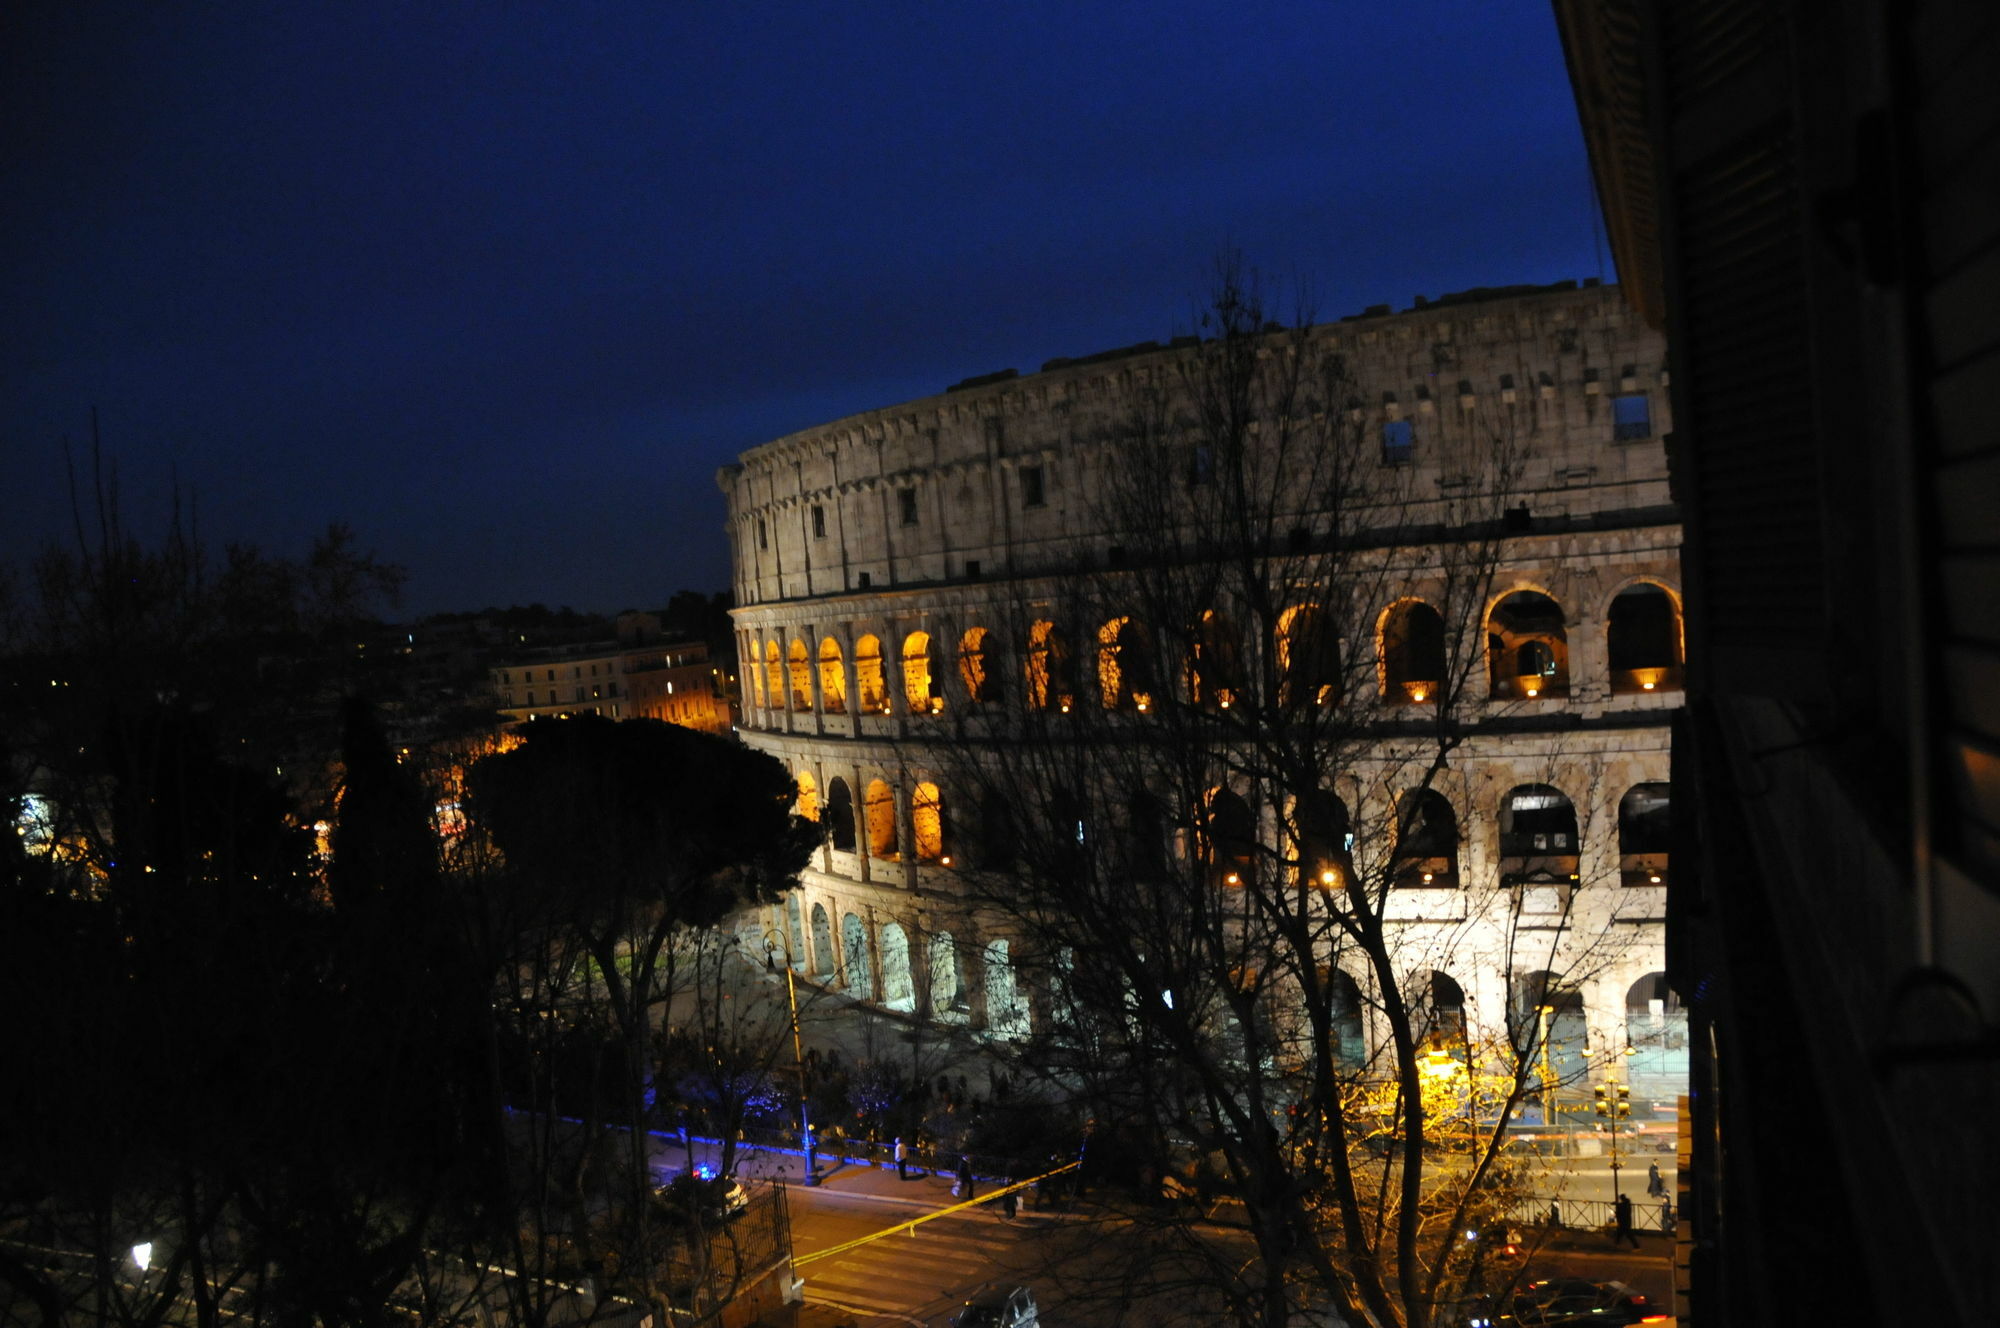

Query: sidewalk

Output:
[650, 1130, 1047, 1218]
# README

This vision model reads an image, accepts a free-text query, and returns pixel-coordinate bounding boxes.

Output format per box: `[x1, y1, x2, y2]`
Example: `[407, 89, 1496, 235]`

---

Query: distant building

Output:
[489, 611, 730, 733]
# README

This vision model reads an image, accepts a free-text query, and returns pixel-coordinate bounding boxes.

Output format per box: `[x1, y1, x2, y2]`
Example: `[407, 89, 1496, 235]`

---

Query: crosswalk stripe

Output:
[802, 1284, 912, 1314]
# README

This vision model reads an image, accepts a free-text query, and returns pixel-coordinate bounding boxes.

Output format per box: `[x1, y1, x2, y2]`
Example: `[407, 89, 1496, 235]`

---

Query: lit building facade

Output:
[720, 282, 1684, 1098]
[490, 613, 729, 733]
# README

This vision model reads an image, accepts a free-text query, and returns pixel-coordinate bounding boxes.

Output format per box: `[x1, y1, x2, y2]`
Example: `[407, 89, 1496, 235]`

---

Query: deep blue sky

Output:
[3, 3, 1606, 617]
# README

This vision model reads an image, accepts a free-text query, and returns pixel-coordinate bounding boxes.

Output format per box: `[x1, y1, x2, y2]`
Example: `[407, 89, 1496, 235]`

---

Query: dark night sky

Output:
[3, 3, 1607, 618]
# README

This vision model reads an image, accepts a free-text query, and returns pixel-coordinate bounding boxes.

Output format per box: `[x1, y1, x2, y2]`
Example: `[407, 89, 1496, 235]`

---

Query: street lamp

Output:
[762, 925, 819, 1186]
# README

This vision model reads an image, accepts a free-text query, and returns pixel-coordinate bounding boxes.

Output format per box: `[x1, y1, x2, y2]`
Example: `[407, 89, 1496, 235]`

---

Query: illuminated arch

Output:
[788, 638, 812, 709]
[902, 630, 936, 712]
[818, 637, 847, 713]
[864, 778, 898, 857]
[912, 780, 945, 861]
[958, 626, 996, 703]
[855, 634, 886, 712]
[793, 769, 820, 821]
[1378, 599, 1444, 703]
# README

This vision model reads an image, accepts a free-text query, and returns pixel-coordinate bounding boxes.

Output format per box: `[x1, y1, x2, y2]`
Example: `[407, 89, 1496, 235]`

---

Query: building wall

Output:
[489, 639, 729, 733]
[721, 283, 1681, 1078]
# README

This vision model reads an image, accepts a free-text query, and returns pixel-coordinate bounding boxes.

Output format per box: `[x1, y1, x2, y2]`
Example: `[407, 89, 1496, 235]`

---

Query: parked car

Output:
[1505, 1277, 1669, 1326]
[951, 1284, 1038, 1328]
[651, 1169, 749, 1223]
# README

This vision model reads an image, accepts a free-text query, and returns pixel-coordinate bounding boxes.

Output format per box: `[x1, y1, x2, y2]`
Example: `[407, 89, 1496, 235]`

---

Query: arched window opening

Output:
[976, 795, 1018, 872]
[763, 641, 783, 711]
[1190, 610, 1243, 709]
[1321, 967, 1367, 1066]
[1202, 786, 1257, 887]
[879, 923, 914, 1010]
[1511, 972, 1588, 1096]
[864, 778, 898, 858]
[912, 781, 945, 861]
[1381, 601, 1445, 703]
[1417, 971, 1467, 1051]
[826, 778, 856, 852]
[809, 904, 835, 979]
[1395, 789, 1459, 887]
[818, 637, 847, 713]
[1486, 590, 1568, 699]
[1123, 794, 1169, 881]
[855, 635, 886, 713]
[1499, 784, 1579, 881]
[841, 913, 873, 997]
[1097, 616, 1156, 710]
[958, 626, 997, 703]
[793, 769, 821, 821]
[789, 639, 813, 710]
[1294, 788, 1351, 887]
[986, 938, 1031, 1037]
[1026, 620, 1073, 711]
[1277, 603, 1342, 709]
[1046, 787, 1091, 884]
[1608, 583, 1685, 693]
[902, 630, 937, 713]
[929, 931, 963, 1012]
[1618, 783, 1671, 886]
[1624, 971, 1688, 1103]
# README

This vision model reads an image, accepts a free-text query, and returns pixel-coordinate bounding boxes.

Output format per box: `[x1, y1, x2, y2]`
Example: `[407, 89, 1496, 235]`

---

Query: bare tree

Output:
[929, 271, 1626, 1328]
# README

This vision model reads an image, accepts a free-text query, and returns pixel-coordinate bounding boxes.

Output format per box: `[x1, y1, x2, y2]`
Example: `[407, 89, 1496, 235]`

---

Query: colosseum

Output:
[719, 279, 1686, 1106]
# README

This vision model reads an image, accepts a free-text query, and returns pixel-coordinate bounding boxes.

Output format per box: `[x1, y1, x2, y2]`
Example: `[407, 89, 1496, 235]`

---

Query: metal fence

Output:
[1517, 1194, 1678, 1235]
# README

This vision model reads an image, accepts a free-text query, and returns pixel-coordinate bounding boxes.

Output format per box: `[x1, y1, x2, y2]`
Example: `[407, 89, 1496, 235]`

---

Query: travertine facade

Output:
[720, 281, 1685, 1099]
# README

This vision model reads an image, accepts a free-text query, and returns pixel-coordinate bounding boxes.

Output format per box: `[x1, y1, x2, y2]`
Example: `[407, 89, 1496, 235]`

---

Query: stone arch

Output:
[1498, 784, 1580, 883]
[1190, 609, 1243, 708]
[1025, 619, 1073, 711]
[864, 778, 898, 858]
[1201, 785, 1258, 887]
[825, 777, 856, 852]
[818, 637, 847, 713]
[879, 921, 915, 1010]
[788, 638, 813, 710]
[1618, 782, 1671, 886]
[1121, 792, 1170, 881]
[793, 769, 820, 821]
[912, 781, 945, 861]
[1511, 970, 1588, 1094]
[841, 912, 873, 997]
[958, 626, 998, 703]
[1321, 966, 1367, 1065]
[1096, 615, 1157, 710]
[929, 931, 963, 1013]
[1625, 971, 1687, 1101]
[902, 630, 936, 712]
[1394, 788, 1459, 887]
[1414, 970, 1468, 1049]
[1277, 602, 1342, 709]
[984, 938, 1031, 1037]
[763, 640, 783, 711]
[1607, 580, 1686, 693]
[974, 793, 1018, 871]
[1379, 599, 1445, 703]
[1293, 787, 1351, 887]
[855, 634, 886, 712]
[809, 903, 835, 979]
[1486, 589, 1569, 699]
[744, 641, 765, 709]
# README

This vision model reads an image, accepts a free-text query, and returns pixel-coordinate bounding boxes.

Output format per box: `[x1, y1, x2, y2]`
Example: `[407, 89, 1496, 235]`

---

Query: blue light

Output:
[695, 1163, 718, 1182]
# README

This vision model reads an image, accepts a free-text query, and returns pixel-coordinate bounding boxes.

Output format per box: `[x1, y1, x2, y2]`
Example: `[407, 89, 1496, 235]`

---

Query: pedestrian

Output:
[895, 1136, 909, 1180]
[1547, 1200, 1562, 1229]
[1001, 1183, 1018, 1219]
[1647, 1161, 1663, 1198]
[957, 1154, 975, 1202]
[1613, 1192, 1640, 1249]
